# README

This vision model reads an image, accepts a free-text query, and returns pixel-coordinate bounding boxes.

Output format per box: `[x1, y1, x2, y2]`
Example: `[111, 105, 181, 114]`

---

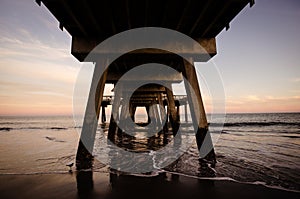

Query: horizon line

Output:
[1, 111, 300, 117]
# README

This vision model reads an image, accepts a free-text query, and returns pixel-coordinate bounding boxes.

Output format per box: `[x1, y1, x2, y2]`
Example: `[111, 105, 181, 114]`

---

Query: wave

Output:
[210, 121, 300, 127]
[148, 170, 300, 193]
[1, 121, 299, 131]
[48, 127, 68, 130]
[0, 127, 69, 131]
[0, 127, 12, 131]
[0, 171, 70, 176]
[1, 169, 298, 193]
[45, 136, 66, 142]
[282, 135, 300, 139]
[182, 173, 299, 192]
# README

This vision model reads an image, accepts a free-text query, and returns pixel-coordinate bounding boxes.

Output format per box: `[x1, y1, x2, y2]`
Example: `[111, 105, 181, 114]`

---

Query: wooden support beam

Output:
[60, 1, 88, 37]
[145, 105, 151, 124]
[153, 104, 161, 128]
[125, 0, 131, 29]
[130, 97, 157, 101]
[131, 104, 137, 122]
[101, 106, 106, 123]
[117, 104, 126, 137]
[144, 0, 149, 26]
[165, 86, 179, 136]
[81, 0, 103, 36]
[182, 57, 216, 166]
[71, 37, 216, 62]
[176, 0, 192, 30]
[249, 0, 255, 7]
[201, 1, 231, 37]
[157, 93, 166, 125]
[185, 104, 188, 123]
[119, 92, 131, 133]
[130, 101, 156, 106]
[125, 85, 167, 93]
[106, 69, 183, 83]
[176, 105, 180, 122]
[188, 0, 211, 35]
[149, 104, 156, 126]
[35, 0, 41, 6]
[76, 60, 108, 170]
[108, 85, 122, 141]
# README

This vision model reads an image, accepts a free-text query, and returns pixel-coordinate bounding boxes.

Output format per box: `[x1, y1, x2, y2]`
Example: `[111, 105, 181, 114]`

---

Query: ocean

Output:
[0, 113, 299, 192]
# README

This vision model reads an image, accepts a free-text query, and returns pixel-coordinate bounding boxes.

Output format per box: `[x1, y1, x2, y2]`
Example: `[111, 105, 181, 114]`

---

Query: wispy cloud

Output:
[225, 95, 300, 113]
[0, 33, 72, 62]
[245, 95, 263, 102]
[0, 13, 80, 115]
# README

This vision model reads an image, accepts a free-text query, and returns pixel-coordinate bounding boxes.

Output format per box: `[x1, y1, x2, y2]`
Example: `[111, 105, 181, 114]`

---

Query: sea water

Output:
[0, 113, 299, 191]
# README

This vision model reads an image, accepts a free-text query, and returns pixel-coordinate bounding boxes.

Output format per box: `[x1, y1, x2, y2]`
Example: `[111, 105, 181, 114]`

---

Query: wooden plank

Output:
[60, 1, 88, 37]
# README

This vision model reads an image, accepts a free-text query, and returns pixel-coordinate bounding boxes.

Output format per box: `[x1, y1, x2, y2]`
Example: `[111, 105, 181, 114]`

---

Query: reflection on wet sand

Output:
[109, 123, 174, 152]
[107, 121, 216, 174]
[76, 171, 94, 198]
[75, 122, 217, 198]
[76, 169, 216, 199]
[74, 169, 299, 199]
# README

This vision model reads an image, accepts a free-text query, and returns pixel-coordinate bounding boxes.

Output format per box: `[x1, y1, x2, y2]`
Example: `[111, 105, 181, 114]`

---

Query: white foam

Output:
[161, 170, 300, 193]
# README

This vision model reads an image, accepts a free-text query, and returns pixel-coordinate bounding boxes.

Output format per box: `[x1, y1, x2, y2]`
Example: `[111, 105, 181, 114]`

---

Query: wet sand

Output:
[0, 171, 298, 199]
[0, 116, 299, 197]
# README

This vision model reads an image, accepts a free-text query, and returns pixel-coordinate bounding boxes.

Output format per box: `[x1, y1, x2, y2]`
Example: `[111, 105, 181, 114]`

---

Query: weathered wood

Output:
[123, 84, 167, 93]
[72, 37, 216, 62]
[149, 104, 156, 126]
[119, 92, 131, 133]
[157, 93, 166, 125]
[156, 104, 163, 128]
[76, 60, 108, 170]
[130, 97, 158, 101]
[182, 57, 216, 166]
[129, 103, 136, 122]
[38, 0, 255, 174]
[153, 104, 161, 128]
[176, 105, 180, 122]
[101, 106, 106, 123]
[145, 105, 151, 124]
[106, 69, 183, 83]
[108, 84, 122, 141]
[41, 0, 251, 55]
[165, 86, 179, 136]
[184, 104, 188, 122]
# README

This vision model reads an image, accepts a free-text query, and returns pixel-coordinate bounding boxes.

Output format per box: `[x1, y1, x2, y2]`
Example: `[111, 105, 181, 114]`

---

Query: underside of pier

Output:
[37, 0, 254, 172]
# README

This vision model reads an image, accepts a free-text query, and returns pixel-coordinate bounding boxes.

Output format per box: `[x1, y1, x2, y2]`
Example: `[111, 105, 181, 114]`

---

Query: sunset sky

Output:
[0, 0, 299, 115]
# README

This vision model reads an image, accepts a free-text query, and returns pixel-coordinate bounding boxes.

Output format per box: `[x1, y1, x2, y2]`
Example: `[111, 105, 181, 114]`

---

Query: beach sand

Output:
[0, 171, 298, 199]
[0, 115, 299, 198]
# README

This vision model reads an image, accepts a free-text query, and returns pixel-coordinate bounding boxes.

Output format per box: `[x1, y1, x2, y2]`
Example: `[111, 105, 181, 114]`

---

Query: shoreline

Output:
[1, 113, 299, 197]
[0, 171, 299, 199]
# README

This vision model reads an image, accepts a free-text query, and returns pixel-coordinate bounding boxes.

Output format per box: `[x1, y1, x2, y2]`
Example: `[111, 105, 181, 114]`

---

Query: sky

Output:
[0, 0, 299, 116]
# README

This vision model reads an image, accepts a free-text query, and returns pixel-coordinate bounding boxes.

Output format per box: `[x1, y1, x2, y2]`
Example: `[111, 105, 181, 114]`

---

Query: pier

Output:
[37, 0, 254, 171]
[100, 94, 188, 124]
